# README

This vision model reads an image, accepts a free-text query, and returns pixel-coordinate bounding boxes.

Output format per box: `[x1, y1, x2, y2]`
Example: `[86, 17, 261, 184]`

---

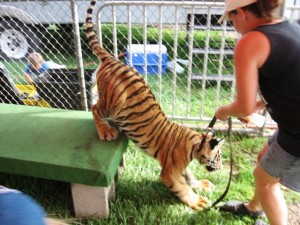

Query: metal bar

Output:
[186, 7, 195, 118]
[158, 6, 163, 104]
[171, 6, 179, 117]
[112, 5, 118, 58]
[143, 5, 148, 82]
[127, 5, 132, 67]
[97, 8, 103, 47]
[96, 1, 224, 9]
[70, 0, 88, 111]
[215, 23, 228, 109]
[199, 6, 212, 117]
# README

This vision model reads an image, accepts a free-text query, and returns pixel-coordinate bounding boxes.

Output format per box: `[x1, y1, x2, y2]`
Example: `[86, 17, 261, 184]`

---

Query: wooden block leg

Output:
[108, 180, 115, 201]
[71, 181, 115, 218]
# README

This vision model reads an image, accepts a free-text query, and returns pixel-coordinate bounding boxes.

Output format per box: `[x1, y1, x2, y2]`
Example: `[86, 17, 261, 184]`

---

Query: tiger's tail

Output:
[86, 0, 112, 61]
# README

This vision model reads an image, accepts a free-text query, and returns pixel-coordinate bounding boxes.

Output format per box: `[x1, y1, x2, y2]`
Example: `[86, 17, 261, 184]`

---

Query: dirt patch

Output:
[288, 203, 300, 225]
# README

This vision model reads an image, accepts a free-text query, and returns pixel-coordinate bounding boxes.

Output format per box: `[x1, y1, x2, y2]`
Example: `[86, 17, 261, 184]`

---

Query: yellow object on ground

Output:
[16, 84, 51, 107]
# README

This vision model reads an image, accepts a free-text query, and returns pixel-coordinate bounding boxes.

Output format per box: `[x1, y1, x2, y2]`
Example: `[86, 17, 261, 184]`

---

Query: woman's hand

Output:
[215, 105, 230, 121]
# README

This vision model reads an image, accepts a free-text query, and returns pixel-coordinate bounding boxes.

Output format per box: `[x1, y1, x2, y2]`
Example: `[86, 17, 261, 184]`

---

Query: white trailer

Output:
[0, 0, 94, 60]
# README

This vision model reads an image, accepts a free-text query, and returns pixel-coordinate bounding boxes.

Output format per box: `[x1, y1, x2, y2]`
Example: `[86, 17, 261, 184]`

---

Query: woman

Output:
[215, 0, 300, 225]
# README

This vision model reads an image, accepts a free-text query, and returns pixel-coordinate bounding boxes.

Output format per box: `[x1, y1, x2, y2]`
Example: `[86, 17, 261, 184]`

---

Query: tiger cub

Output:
[86, 0, 224, 210]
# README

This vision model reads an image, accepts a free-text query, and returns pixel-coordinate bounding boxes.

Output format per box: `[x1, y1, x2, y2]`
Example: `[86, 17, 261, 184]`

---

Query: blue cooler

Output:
[126, 44, 168, 75]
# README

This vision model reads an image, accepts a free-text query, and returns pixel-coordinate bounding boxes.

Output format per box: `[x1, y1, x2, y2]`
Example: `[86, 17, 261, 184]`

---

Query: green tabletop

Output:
[0, 103, 128, 186]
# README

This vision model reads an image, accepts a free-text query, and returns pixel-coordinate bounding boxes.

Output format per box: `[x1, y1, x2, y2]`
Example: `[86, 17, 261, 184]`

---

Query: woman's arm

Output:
[215, 31, 270, 121]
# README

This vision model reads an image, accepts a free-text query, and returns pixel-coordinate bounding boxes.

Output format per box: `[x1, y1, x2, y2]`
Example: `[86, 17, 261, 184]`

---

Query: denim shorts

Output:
[260, 130, 300, 192]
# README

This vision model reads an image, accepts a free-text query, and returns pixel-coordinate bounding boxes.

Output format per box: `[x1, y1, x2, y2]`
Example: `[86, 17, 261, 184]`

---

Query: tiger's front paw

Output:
[98, 126, 118, 141]
[182, 190, 210, 211]
[188, 195, 211, 211]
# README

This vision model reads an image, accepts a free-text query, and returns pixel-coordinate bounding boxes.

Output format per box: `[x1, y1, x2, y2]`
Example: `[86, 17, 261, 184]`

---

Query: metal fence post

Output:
[70, 0, 88, 111]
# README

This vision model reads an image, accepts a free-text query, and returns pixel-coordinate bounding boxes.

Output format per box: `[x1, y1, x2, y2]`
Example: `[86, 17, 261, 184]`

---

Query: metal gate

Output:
[93, 1, 272, 134]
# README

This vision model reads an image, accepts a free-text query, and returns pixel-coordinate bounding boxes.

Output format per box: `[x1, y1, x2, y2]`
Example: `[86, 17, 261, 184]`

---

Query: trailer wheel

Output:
[0, 18, 42, 60]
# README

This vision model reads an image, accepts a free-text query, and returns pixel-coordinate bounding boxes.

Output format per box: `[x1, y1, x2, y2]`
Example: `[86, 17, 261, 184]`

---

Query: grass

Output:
[1, 134, 300, 225]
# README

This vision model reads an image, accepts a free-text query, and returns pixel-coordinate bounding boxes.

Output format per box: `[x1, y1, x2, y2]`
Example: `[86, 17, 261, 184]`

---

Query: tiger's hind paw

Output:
[184, 169, 215, 192]
[196, 179, 215, 192]
[97, 126, 118, 141]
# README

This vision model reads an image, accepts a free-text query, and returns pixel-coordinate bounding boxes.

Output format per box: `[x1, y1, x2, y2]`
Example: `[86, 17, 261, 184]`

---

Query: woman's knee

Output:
[257, 143, 269, 162]
[254, 164, 279, 187]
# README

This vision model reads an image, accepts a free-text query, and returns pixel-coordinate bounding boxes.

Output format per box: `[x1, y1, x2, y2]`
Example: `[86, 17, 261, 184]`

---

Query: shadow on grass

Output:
[0, 173, 74, 217]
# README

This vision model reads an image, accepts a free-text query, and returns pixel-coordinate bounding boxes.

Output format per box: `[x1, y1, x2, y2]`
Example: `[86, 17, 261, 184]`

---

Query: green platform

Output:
[0, 103, 128, 187]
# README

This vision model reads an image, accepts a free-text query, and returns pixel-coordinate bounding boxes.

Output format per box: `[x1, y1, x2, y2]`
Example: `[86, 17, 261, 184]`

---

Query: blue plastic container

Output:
[126, 44, 168, 75]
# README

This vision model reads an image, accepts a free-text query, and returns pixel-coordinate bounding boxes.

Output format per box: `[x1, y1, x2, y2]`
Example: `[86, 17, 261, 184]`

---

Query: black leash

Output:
[197, 116, 217, 154]
[203, 116, 233, 208]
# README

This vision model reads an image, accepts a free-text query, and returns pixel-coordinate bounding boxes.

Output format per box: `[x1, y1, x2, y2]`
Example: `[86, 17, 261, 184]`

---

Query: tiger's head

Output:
[194, 131, 224, 172]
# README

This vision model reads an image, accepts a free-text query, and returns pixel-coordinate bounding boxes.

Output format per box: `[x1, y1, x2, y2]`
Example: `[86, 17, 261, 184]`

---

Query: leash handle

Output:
[207, 116, 217, 130]
[211, 117, 233, 208]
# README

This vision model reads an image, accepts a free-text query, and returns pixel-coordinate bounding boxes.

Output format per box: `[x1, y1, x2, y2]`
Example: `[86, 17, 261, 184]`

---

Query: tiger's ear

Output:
[209, 138, 224, 150]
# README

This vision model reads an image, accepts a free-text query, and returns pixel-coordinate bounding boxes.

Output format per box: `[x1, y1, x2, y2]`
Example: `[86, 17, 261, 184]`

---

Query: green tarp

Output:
[0, 103, 128, 186]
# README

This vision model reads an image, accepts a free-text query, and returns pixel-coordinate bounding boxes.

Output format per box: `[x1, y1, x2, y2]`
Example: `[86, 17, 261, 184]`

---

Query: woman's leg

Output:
[245, 143, 268, 213]
[246, 142, 288, 225]
[254, 163, 287, 225]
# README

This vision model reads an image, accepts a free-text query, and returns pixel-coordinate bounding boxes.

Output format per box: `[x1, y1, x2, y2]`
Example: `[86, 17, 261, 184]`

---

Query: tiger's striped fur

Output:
[86, 0, 224, 211]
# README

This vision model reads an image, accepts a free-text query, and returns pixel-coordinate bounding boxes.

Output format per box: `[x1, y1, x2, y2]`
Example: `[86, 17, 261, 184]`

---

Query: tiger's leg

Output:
[184, 168, 215, 192]
[92, 103, 118, 141]
[160, 169, 210, 211]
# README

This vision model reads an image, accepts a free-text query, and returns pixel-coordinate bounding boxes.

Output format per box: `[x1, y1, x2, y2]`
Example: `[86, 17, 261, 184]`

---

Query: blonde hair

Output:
[28, 52, 44, 68]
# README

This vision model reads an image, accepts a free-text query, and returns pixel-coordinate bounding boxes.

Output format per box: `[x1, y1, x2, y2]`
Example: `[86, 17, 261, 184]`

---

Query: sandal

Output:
[219, 200, 265, 218]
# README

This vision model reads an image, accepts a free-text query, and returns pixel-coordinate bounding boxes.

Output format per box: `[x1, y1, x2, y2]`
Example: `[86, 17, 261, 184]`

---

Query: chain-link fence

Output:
[0, 0, 299, 134]
[0, 0, 95, 111]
